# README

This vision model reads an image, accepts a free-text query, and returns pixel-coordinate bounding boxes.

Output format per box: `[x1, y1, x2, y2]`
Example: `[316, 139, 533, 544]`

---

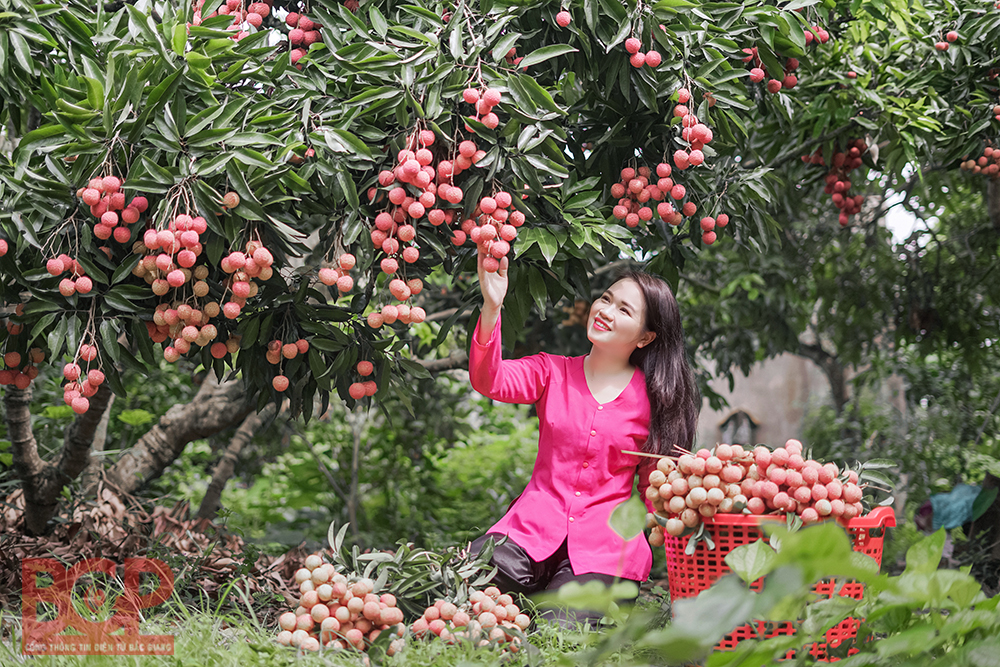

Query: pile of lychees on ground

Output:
[276, 554, 530, 654]
[646, 439, 868, 545]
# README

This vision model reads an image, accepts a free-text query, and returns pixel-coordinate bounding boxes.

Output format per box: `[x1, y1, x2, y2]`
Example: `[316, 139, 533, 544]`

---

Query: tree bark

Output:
[988, 178, 1000, 232]
[797, 341, 849, 414]
[103, 373, 256, 495]
[416, 350, 469, 373]
[80, 392, 115, 492]
[7, 383, 114, 535]
[196, 403, 276, 520]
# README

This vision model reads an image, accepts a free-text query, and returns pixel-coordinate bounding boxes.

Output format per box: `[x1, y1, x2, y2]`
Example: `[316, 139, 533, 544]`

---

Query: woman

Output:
[467, 249, 700, 628]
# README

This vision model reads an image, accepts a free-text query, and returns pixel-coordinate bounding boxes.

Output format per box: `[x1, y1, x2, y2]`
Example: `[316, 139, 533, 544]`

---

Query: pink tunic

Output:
[469, 313, 657, 581]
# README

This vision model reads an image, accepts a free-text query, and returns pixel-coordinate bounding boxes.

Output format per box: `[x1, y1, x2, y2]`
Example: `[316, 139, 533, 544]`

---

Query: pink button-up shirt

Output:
[469, 314, 657, 581]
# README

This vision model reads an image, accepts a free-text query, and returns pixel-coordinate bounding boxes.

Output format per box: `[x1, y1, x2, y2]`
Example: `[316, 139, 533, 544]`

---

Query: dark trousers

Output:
[468, 532, 639, 630]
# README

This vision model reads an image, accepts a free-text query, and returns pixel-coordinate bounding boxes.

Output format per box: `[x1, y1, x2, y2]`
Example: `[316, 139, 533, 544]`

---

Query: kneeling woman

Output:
[468, 249, 700, 627]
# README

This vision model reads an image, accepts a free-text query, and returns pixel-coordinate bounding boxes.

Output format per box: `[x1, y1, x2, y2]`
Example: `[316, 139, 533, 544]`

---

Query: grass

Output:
[1, 587, 670, 666]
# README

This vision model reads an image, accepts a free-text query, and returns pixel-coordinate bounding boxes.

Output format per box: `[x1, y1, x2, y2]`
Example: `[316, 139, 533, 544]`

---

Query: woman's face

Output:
[587, 279, 656, 353]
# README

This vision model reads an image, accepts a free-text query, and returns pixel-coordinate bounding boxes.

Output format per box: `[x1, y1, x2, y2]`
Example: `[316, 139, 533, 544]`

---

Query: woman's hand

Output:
[476, 248, 508, 345]
[477, 247, 509, 312]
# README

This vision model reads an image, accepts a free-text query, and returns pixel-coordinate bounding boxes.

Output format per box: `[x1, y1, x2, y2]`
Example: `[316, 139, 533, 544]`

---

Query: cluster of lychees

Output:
[959, 144, 1000, 179]
[645, 439, 867, 546]
[462, 86, 502, 130]
[0, 331, 43, 390]
[410, 586, 530, 652]
[804, 25, 831, 45]
[46, 254, 94, 296]
[933, 30, 960, 51]
[742, 47, 799, 94]
[367, 127, 490, 326]
[61, 343, 104, 414]
[624, 37, 662, 69]
[77, 175, 149, 245]
[801, 139, 868, 226]
[265, 338, 309, 392]
[276, 554, 406, 654]
[195, 0, 273, 40]
[318, 253, 357, 294]
[347, 360, 378, 399]
[611, 92, 729, 245]
[285, 10, 324, 64]
[465, 192, 522, 272]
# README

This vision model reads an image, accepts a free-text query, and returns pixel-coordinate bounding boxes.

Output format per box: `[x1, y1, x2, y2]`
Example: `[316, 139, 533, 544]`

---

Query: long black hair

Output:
[613, 270, 700, 457]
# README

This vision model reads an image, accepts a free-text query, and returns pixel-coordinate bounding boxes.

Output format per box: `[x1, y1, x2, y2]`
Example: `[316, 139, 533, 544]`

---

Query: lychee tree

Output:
[1, 0, 999, 533]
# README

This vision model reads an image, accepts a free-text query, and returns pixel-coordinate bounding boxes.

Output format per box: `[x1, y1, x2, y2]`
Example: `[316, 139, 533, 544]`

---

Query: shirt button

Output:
[582, 462, 589, 468]
[575, 491, 581, 496]
[597, 405, 603, 410]
[569, 517, 575, 522]
[590, 430, 596, 436]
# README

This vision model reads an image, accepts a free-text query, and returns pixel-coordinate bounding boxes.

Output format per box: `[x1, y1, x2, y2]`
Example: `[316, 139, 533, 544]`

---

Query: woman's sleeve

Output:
[469, 312, 549, 404]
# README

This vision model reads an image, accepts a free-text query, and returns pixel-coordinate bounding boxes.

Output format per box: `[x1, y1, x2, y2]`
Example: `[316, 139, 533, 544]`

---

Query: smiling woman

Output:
[466, 250, 700, 629]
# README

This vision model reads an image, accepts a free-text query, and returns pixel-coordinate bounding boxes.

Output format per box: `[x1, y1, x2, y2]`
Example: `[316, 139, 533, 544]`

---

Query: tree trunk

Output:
[797, 341, 849, 414]
[196, 403, 275, 520]
[7, 383, 114, 535]
[80, 392, 115, 492]
[346, 410, 366, 537]
[102, 373, 255, 495]
[988, 178, 1000, 232]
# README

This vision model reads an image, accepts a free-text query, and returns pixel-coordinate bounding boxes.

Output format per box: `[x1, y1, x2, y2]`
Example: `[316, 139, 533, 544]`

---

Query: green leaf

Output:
[172, 24, 187, 55]
[492, 32, 521, 62]
[325, 129, 374, 160]
[608, 495, 647, 542]
[724, 539, 777, 584]
[368, 6, 388, 37]
[518, 44, 579, 69]
[397, 357, 431, 380]
[904, 529, 945, 575]
[971, 488, 998, 523]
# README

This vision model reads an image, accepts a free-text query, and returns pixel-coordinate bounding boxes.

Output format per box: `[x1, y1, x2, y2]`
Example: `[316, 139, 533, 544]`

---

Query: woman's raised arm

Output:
[476, 247, 508, 346]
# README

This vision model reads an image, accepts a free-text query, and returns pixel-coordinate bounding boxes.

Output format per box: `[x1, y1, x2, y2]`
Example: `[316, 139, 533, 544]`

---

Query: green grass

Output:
[2, 596, 668, 667]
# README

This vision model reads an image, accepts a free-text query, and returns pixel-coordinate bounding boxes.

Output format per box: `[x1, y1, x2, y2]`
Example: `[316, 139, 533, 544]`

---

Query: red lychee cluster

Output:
[462, 86, 502, 130]
[265, 338, 309, 392]
[465, 191, 521, 272]
[367, 128, 488, 326]
[410, 586, 529, 652]
[625, 37, 661, 69]
[77, 175, 149, 245]
[318, 253, 357, 294]
[0, 335, 43, 390]
[501, 47, 524, 69]
[347, 360, 378, 399]
[742, 48, 799, 93]
[959, 144, 1000, 179]
[646, 439, 867, 545]
[61, 343, 103, 414]
[276, 555, 406, 654]
[220, 238, 273, 319]
[934, 30, 959, 51]
[804, 25, 830, 45]
[285, 10, 324, 64]
[46, 254, 93, 296]
[802, 138, 868, 226]
[196, 0, 274, 39]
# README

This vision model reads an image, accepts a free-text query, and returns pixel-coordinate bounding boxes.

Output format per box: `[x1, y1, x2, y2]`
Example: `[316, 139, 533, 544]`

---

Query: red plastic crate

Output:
[664, 506, 896, 660]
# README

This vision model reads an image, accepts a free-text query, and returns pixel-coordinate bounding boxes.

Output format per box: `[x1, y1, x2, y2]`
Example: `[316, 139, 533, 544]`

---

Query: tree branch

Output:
[103, 373, 256, 495]
[58, 383, 114, 483]
[741, 122, 857, 171]
[196, 403, 277, 520]
[415, 351, 469, 373]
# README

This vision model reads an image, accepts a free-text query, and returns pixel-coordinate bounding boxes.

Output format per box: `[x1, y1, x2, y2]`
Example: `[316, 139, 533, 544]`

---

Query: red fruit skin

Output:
[766, 79, 782, 94]
[645, 51, 661, 67]
[749, 68, 765, 82]
[624, 37, 641, 54]
[946, 30, 958, 42]
[935, 41, 948, 51]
